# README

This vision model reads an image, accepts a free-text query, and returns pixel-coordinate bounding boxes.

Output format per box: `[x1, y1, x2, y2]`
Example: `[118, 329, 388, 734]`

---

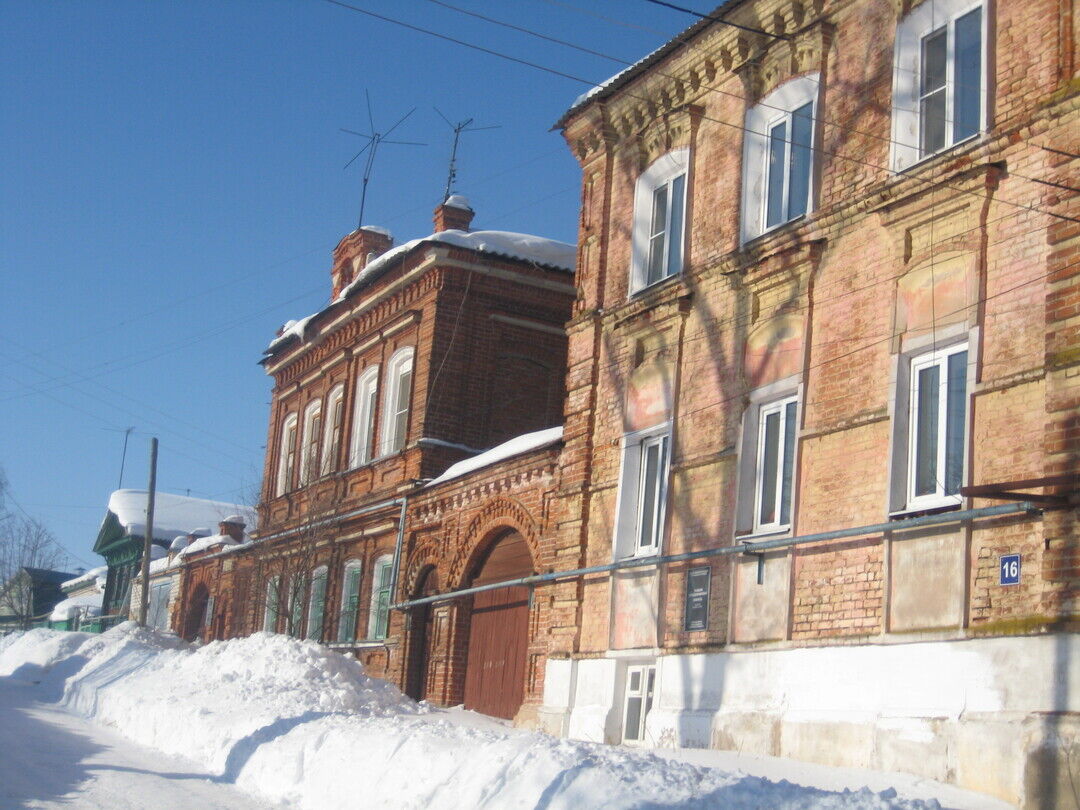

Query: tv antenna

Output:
[341, 91, 426, 229]
[434, 107, 500, 202]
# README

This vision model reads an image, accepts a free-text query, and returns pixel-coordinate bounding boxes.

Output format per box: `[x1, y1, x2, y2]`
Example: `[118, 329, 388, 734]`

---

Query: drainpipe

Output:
[388, 495, 409, 608]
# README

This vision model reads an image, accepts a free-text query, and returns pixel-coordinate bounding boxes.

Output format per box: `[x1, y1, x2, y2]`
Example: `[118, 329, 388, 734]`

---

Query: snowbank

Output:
[49, 595, 102, 621]
[0, 626, 944, 810]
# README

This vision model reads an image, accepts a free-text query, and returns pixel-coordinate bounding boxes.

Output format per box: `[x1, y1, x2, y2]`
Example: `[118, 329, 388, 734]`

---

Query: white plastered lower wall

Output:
[540, 634, 1079, 808]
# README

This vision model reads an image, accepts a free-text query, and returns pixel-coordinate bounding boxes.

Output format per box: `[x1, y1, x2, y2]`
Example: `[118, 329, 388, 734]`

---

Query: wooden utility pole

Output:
[138, 437, 158, 627]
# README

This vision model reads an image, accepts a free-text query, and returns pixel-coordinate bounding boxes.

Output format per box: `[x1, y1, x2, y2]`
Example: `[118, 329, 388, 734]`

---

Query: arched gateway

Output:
[462, 530, 534, 720]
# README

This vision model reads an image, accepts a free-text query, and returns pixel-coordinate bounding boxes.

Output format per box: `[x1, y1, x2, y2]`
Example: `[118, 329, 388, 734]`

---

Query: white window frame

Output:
[380, 347, 415, 457]
[275, 413, 298, 496]
[337, 560, 363, 643]
[368, 555, 394, 640]
[630, 148, 689, 293]
[741, 74, 819, 244]
[891, 0, 988, 171]
[752, 394, 800, 534]
[735, 378, 802, 537]
[321, 384, 346, 476]
[349, 365, 380, 467]
[621, 663, 657, 744]
[889, 334, 976, 514]
[263, 575, 280, 633]
[298, 400, 323, 485]
[305, 566, 328, 641]
[613, 424, 671, 560]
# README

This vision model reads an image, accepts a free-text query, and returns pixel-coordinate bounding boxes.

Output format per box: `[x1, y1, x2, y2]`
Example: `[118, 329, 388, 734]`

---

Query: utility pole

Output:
[138, 437, 158, 627]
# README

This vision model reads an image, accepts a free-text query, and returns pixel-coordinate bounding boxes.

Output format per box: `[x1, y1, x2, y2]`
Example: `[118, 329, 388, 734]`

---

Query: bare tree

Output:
[0, 472, 67, 629]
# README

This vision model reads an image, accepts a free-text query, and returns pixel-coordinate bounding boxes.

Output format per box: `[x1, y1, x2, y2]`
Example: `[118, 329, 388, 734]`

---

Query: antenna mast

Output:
[341, 91, 426, 229]
[434, 108, 500, 202]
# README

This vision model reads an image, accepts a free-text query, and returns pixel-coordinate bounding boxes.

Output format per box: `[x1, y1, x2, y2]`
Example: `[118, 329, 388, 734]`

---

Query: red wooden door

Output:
[463, 585, 530, 720]
[462, 531, 533, 720]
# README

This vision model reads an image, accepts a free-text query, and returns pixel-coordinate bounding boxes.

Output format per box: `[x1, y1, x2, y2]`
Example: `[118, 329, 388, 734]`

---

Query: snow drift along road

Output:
[0, 626, 943, 810]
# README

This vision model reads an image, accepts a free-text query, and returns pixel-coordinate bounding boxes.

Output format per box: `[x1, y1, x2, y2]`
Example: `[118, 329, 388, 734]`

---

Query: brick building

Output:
[178, 196, 576, 722]
[523, 0, 1077, 807]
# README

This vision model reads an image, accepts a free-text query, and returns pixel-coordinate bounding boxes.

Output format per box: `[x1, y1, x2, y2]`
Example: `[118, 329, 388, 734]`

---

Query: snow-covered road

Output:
[0, 680, 274, 810]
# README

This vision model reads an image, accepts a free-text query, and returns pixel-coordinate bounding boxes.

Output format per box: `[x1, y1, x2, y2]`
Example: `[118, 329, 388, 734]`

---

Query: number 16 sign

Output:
[1000, 554, 1021, 586]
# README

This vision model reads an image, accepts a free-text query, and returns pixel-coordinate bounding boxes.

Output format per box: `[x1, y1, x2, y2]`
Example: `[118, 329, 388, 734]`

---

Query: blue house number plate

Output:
[999, 554, 1021, 586]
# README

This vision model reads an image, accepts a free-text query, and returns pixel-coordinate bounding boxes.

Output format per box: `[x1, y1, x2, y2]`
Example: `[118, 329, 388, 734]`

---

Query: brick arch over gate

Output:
[447, 496, 541, 591]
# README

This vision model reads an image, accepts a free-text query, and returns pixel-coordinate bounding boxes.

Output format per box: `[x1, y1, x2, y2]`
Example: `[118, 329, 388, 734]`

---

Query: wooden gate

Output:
[462, 531, 533, 720]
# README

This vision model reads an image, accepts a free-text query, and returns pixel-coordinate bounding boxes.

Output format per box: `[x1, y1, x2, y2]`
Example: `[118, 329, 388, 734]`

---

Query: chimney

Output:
[433, 194, 474, 233]
[331, 226, 393, 300]
[219, 515, 247, 543]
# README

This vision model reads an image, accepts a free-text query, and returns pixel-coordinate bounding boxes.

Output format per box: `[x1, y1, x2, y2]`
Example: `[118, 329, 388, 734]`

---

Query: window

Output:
[368, 555, 394, 640]
[631, 149, 689, 292]
[337, 560, 363, 643]
[288, 577, 304, 638]
[263, 575, 280, 633]
[622, 664, 656, 744]
[305, 566, 328, 641]
[349, 366, 379, 467]
[299, 401, 322, 485]
[892, 1, 985, 170]
[276, 414, 298, 495]
[614, 427, 671, 558]
[754, 395, 799, 533]
[321, 385, 346, 476]
[741, 75, 819, 243]
[380, 348, 414, 456]
[735, 379, 801, 536]
[904, 344, 969, 509]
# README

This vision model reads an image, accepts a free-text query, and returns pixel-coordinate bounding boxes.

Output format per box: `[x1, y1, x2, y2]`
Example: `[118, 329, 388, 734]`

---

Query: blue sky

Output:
[1, 1, 686, 568]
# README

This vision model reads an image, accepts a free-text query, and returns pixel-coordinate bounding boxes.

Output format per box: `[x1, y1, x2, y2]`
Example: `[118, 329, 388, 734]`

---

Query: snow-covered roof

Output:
[50, 594, 103, 621]
[266, 229, 576, 355]
[61, 566, 108, 592]
[178, 533, 247, 558]
[105, 490, 255, 543]
[426, 427, 563, 488]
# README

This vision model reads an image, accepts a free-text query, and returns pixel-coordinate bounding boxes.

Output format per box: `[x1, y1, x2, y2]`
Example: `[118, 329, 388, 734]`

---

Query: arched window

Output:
[298, 400, 323, 485]
[263, 575, 281, 633]
[368, 555, 394, 640]
[380, 348, 414, 457]
[630, 149, 689, 293]
[305, 566, 328, 641]
[337, 559, 363, 643]
[741, 74, 820, 243]
[275, 413, 298, 496]
[321, 384, 346, 476]
[349, 365, 380, 467]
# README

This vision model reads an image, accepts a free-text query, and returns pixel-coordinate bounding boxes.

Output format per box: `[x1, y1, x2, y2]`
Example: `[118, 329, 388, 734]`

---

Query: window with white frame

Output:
[613, 426, 671, 558]
[321, 385, 346, 476]
[631, 149, 688, 292]
[735, 379, 801, 536]
[741, 74, 819, 243]
[305, 566, 328, 641]
[891, 0, 985, 170]
[337, 560, 363, 643]
[298, 401, 322, 485]
[263, 575, 280, 633]
[368, 555, 394, 640]
[349, 366, 379, 467]
[380, 348, 414, 456]
[622, 664, 656, 744]
[902, 343, 969, 509]
[753, 394, 799, 533]
[275, 414, 298, 496]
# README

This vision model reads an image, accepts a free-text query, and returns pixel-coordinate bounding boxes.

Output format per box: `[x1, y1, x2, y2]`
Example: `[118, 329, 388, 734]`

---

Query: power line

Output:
[322, 0, 1080, 225]
[641, 0, 787, 39]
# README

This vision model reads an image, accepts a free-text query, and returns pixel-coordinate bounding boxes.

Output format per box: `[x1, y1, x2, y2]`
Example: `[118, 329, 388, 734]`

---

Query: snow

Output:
[443, 194, 472, 210]
[177, 532, 246, 558]
[426, 426, 563, 487]
[267, 314, 316, 351]
[49, 595, 102, 622]
[60, 565, 108, 592]
[106, 489, 255, 543]
[0, 626, 1001, 810]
